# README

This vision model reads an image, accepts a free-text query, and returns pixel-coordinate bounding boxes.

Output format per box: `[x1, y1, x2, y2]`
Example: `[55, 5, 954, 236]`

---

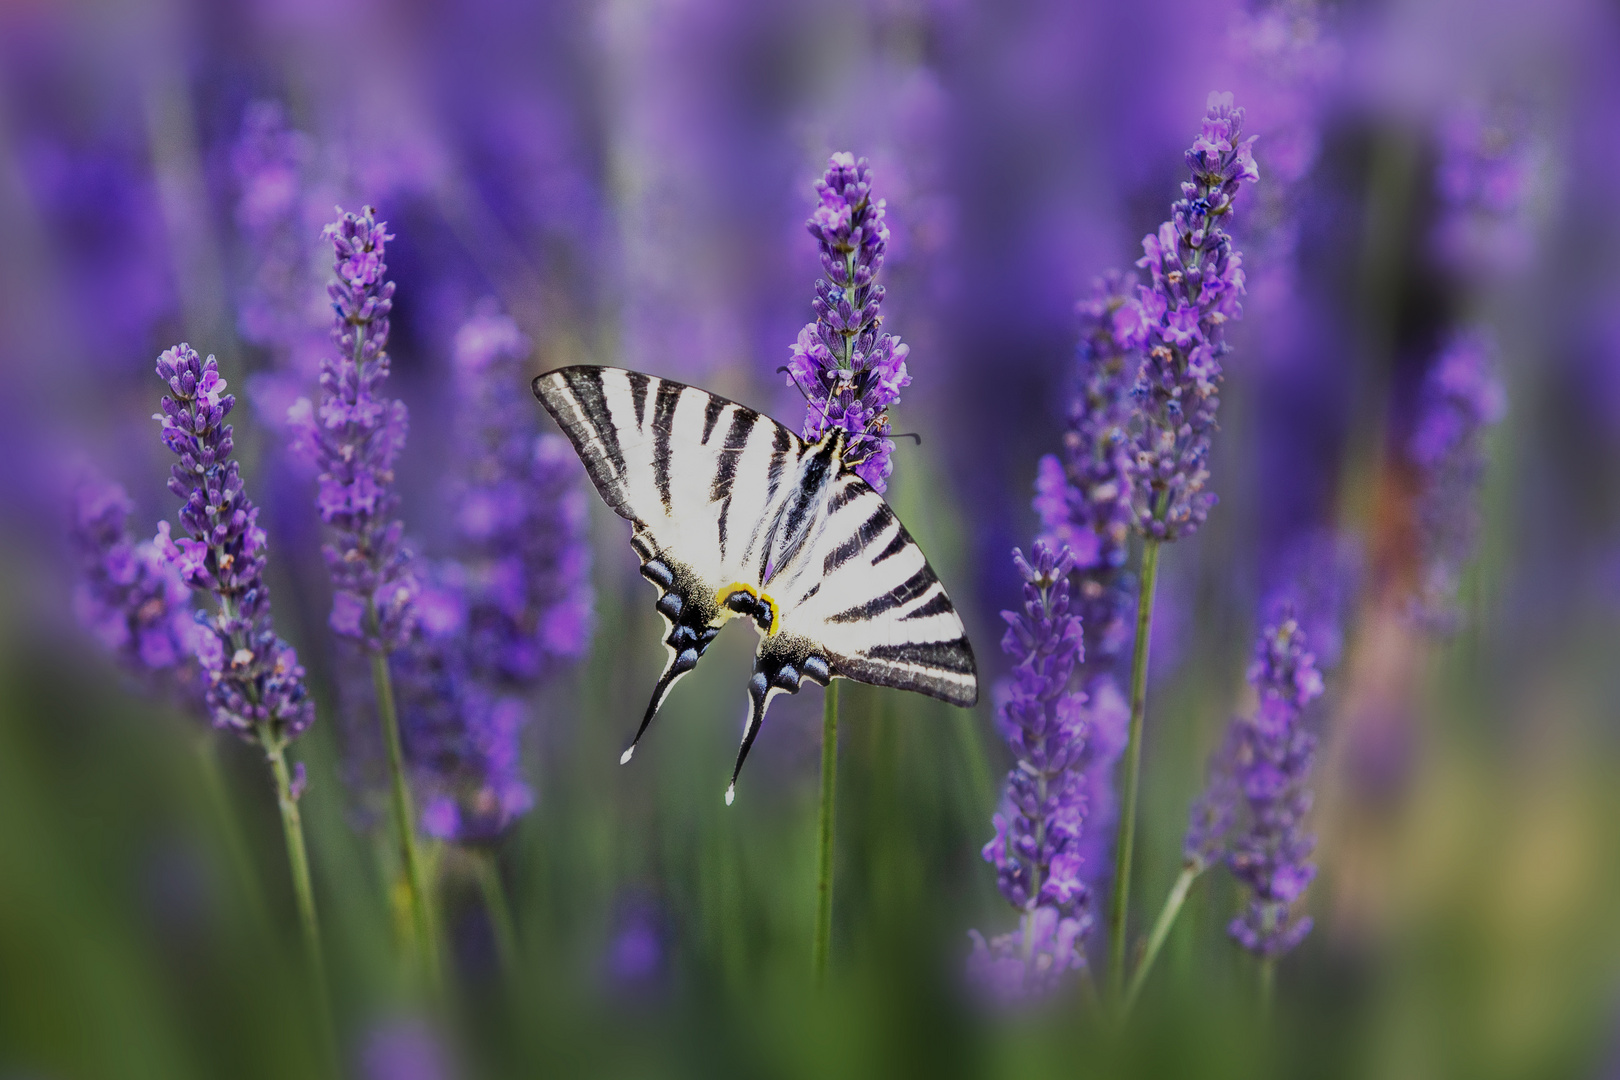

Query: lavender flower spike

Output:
[1226, 612, 1326, 957]
[969, 542, 1098, 1001]
[289, 205, 416, 652]
[154, 345, 313, 743]
[1035, 271, 1140, 661]
[1408, 331, 1506, 634]
[786, 153, 911, 492]
[1119, 92, 1259, 541]
[70, 471, 206, 710]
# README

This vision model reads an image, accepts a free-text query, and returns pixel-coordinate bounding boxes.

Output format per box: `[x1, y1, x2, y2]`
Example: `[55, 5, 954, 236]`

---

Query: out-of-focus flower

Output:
[1262, 529, 1364, 671]
[288, 206, 417, 653]
[1120, 92, 1259, 541]
[231, 101, 330, 430]
[69, 471, 206, 710]
[1224, 613, 1325, 957]
[605, 896, 666, 994]
[1407, 332, 1506, 633]
[391, 305, 594, 843]
[786, 153, 912, 492]
[969, 542, 1103, 1001]
[1035, 272, 1140, 661]
[153, 345, 313, 744]
[1432, 103, 1536, 281]
[443, 306, 593, 679]
[358, 1016, 456, 1080]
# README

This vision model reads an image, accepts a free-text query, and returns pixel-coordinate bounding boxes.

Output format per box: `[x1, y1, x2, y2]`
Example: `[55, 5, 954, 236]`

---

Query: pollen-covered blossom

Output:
[969, 542, 1106, 1000]
[1224, 612, 1326, 957]
[785, 153, 912, 492]
[69, 472, 205, 710]
[153, 345, 313, 744]
[392, 306, 594, 842]
[1119, 92, 1258, 541]
[1407, 332, 1507, 634]
[1035, 272, 1140, 661]
[288, 206, 417, 653]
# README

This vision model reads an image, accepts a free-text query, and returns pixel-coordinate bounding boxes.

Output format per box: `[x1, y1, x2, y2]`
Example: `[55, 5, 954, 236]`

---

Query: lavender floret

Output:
[289, 205, 417, 653]
[1224, 613, 1325, 957]
[968, 542, 1103, 1000]
[1407, 332, 1506, 634]
[1119, 92, 1259, 541]
[786, 153, 912, 492]
[153, 345, 312, 744]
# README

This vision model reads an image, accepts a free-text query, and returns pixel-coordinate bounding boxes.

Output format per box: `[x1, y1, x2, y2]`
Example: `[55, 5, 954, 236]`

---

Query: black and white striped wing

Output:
[532, 365, 799, 589]
[769, 474, 978, 708]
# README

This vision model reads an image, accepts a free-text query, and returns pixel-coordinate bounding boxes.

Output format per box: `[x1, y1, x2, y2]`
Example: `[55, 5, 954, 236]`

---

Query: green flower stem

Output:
[262, 732, 338, 1076]
[192, 735, 272, 936]
[1259, 956, 1276, 1019]
[1122, 863, 1199, 1017]
[1108, 536, 1161, 1003]
[366, 627, 442, 998]
[473, 849, 519, 978]
[812, 680, 840, 984]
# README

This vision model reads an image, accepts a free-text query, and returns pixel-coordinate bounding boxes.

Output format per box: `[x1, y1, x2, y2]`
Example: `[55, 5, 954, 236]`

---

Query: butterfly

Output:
[534, 366, 978, 803]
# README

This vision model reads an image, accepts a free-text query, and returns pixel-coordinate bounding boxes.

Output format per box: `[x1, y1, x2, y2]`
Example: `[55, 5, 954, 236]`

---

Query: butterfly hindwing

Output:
[769, 474, 977, 708]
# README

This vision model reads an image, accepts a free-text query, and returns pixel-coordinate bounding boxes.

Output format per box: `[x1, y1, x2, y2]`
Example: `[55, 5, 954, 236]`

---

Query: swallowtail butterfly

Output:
[534, 366, 978, 803]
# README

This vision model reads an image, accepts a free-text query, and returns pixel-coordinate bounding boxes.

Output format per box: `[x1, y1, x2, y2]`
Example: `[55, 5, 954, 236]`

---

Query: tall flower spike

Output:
[1224, 612, 1325, 957]
[289, 206, 417, 651]
[392, 305, 595, 842]
[1408, 332, 1506, 634]
[969, 542, 1102, 1001]
[1119, 92, 1259, 541]
[786, 153, 912, 492]
[153, 345, 313, 744]
[70, 471, 206, 712]
[1036, 271, 1140, 661]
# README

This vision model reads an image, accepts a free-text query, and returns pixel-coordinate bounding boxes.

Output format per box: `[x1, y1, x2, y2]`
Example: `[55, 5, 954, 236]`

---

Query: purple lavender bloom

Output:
[1119, 93, 1259, 541]
[1035, 272, 1140, 660]
[786, 153, 912, 492]
[153, 345, 313, 744]
[605, 897, 666, 994]
[392, 305, 594, 843]
[1224, 613, 1326, 957]
[1407, 332, 1507, 634]
[1183, 723, 1242, 875]
[444, 307, 593, 679]
[1432, 104, 1536, 281]
[231, 101, 328, 430]
[968, 542, 1103, 1001]
[359, 1017, 456, 1080]
[289, 206, 417, 653]
[69, 472, 206, 709]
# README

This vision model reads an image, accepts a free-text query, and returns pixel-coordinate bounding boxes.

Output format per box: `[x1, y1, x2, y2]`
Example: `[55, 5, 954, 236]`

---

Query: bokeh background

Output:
[2, 0, 1619, 1076]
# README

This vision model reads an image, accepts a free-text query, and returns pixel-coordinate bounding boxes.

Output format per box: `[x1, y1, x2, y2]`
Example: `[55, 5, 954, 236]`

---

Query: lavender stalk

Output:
[790, 153, 911, 982]
[152, 344, 335, 1069]
[289, 206, 439, 993]
[1106, 93, 1258, 1002]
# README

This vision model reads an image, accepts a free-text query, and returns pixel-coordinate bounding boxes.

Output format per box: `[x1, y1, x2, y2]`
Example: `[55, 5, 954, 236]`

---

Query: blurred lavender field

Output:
[2, 0, 1620, 1076]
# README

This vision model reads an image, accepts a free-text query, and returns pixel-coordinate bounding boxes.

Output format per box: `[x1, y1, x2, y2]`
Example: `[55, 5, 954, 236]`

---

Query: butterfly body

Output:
[534, 365, 976, 800]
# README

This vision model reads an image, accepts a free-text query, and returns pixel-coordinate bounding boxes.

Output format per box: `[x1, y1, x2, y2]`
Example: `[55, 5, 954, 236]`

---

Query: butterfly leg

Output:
[622, 555, 721, 765]
[724, 639, 833, 805]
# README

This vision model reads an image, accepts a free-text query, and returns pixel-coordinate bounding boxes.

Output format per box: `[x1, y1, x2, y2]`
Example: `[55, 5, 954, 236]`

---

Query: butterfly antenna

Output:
[724, 671, 772, 805]
[890, 431, 923, 446]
